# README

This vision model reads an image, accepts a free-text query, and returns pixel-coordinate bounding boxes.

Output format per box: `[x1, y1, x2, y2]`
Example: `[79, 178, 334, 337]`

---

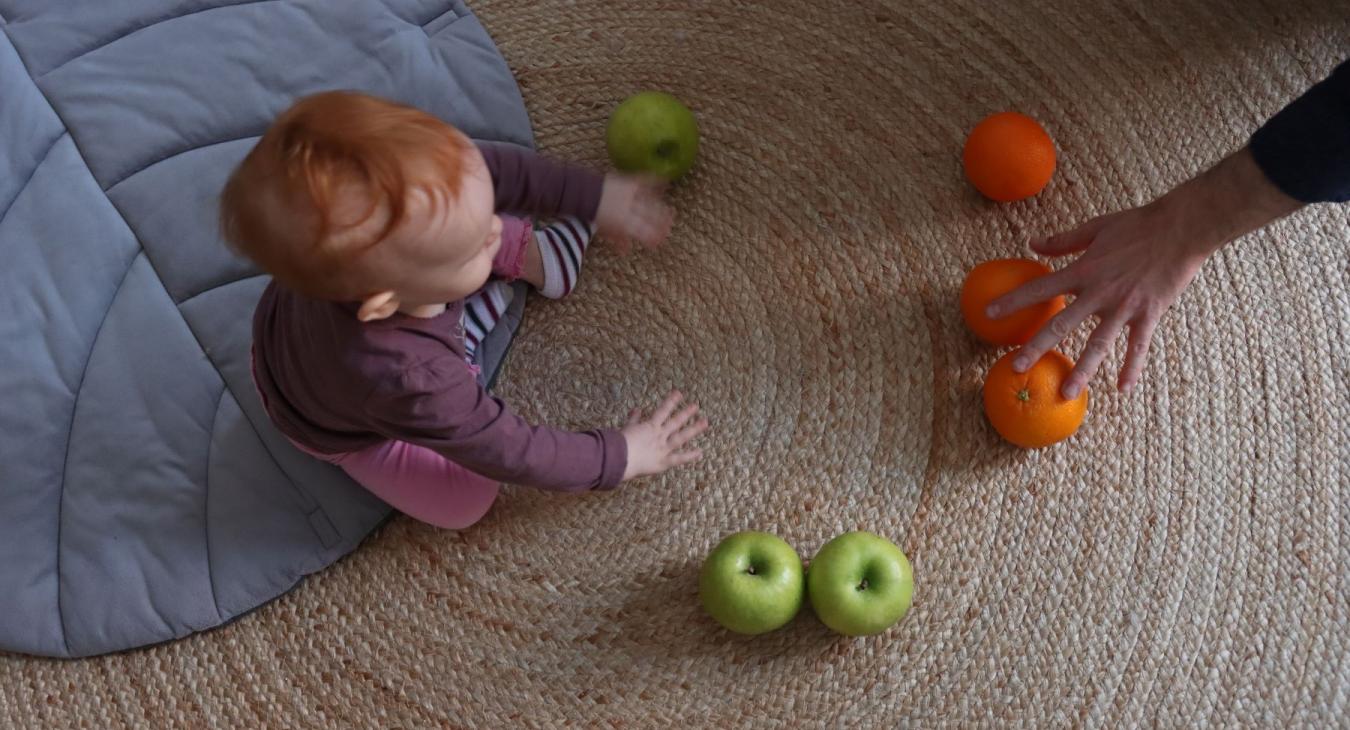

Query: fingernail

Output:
[1063, 383, 1080, 399]
[985, 304, 1001, 318]
[1014, 356, 1031, 371]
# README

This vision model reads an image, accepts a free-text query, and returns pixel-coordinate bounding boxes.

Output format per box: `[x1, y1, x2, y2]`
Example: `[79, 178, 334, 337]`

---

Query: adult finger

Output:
[1031, 214, 1112, 256]
[1063, 311, 1128, 398]
[986, 267, 1077, 319]
[1012, 297, 1095, 372]
[1119, 316, 1159, 393]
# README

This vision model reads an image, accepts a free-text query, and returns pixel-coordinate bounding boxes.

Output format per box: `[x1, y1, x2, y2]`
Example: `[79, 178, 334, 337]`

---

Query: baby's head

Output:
[221, 91, 502, 320]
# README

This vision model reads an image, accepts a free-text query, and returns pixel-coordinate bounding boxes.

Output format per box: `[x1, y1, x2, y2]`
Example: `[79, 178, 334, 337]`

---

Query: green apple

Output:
[807, 531, 914, 636]
[699, 531, 805, 635]
[606, 91, 699, 181]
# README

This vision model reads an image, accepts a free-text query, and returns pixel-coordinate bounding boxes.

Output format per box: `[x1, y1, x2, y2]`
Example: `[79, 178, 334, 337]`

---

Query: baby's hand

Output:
[620, 391, 708, 481]
[596, 173, 675, 251]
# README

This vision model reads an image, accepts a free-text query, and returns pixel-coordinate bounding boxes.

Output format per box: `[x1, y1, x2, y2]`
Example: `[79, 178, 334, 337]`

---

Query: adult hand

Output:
[988, 147, 1302, 398]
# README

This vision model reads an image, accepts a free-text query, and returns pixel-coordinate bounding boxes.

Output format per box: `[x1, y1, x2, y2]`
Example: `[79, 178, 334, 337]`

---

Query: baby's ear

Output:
[357, 291, 399, 322]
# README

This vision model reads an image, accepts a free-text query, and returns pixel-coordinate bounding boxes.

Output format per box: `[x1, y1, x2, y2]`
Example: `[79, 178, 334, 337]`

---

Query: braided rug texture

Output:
[2, 1, 1347, 727]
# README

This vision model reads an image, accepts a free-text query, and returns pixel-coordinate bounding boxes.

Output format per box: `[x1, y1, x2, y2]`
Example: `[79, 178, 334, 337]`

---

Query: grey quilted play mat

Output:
[0, 0, 534, 658]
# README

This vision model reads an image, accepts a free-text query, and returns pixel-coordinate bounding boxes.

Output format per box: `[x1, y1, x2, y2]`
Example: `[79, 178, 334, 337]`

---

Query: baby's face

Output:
[355, 145, 502, 307]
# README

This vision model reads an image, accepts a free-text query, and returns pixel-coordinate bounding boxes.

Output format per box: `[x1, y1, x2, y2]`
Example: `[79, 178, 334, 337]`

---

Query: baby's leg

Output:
[333, 440, 499, 530]
[531, 217, 596, 299]
[462, 280, 515, 365]
[465, 216, 598, 365]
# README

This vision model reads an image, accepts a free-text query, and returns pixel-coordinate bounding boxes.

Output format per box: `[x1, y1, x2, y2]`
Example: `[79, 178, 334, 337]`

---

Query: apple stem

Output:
[858, 579, 869, 591]
[746, 566, 757, 575]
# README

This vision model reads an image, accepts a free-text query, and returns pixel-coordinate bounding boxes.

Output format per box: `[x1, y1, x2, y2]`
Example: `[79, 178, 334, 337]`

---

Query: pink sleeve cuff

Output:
[491, 215, 533, 280]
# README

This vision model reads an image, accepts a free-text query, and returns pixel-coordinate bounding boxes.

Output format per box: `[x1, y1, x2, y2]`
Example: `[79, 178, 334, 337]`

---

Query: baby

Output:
[221, 91, 708, 529]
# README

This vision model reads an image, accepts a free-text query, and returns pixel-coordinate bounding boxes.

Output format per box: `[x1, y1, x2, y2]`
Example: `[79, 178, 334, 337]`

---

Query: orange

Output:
[963, 112, 1056, 201]
[961, 258, 1065, 346]
[983, 350, 1087, 448]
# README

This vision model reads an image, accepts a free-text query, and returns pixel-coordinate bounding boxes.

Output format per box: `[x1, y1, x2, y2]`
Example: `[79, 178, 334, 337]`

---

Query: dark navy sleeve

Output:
[1250, 59, 1350, 203]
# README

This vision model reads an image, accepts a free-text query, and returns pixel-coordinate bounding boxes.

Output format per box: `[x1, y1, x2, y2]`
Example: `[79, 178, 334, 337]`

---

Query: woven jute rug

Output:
[3, 1, 1347, 727]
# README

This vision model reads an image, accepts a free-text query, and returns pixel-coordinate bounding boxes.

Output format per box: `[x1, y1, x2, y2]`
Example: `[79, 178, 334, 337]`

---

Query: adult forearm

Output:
[1165, 146, 1303, 259]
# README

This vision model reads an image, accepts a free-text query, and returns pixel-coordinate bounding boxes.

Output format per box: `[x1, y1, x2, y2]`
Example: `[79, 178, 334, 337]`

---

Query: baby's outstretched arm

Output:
[478, 141, 603, 220]
[477, 141, 673, 251]
[363, 356, 706, 492]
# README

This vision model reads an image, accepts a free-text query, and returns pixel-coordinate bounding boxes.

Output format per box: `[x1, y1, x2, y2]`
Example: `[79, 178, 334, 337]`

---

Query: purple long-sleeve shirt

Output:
[251, 142, 627, 492]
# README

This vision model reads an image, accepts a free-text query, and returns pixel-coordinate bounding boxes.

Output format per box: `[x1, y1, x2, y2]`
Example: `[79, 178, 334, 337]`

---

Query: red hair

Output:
[220, 91, 471, 300]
